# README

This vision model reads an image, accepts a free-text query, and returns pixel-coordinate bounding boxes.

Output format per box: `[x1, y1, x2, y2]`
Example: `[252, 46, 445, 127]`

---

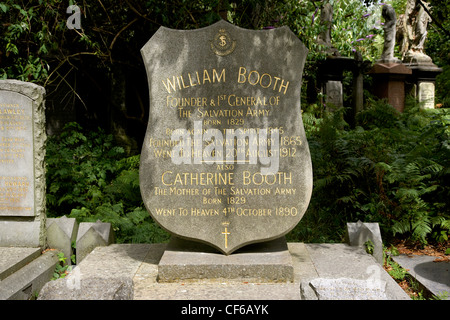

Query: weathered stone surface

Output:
[392, 254, 450, 299]
[0, 221, 41, 247]
[0, 247, 41, 280]
[0, 250, 58, 300]
[400, 0, 433, 64]
[379, 4, 400, 63]
[140, 20, 312, 254]
[0, 80, 46, 218]
[0, 80, 46, 247]
[347, 221, 383, 265]
[157, 236, 294, 282]
[305, 277, 388, 300]
[46, 217, 79, 264]
[417, 81, 435, 109]
[36, 243, 411, 300]
[38, 244, 152, 300]
[325, 80, 343, 108]
[304, 243, 410, 300]
[76, 220, 114, 264]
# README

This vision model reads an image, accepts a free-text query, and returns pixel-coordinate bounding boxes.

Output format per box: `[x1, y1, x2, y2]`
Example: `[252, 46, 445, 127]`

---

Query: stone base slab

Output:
[157, 237, 294, 283]
[0, 249, 58, 300]
[38, 242, 411, 300]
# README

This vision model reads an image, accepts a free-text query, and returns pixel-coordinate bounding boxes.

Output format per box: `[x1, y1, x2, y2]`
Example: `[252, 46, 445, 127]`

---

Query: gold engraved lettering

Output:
[161, 68, 226, 94]
[238, 67, 290, 94]
[212, 68, 226, 82]
[154, 208, 176, 216]
[161, 171, 234, 186]
[0, 176, 31, 210]
[242, 171, 292, 186]
[191, 208, 220, 216]
[219, 35, 227, 47]
[236, 208, 272, 216]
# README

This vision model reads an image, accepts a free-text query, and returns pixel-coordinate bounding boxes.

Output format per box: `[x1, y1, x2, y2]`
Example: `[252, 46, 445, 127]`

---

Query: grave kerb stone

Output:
[46, 217, 79, 264]
[157, 236, 294, 283]
[346, 221, 383, 265]
[76, 221, 114, 264]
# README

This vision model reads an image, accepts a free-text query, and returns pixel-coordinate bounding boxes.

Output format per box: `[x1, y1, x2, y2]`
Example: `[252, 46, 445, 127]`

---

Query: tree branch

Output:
[109, 17, 139, 51]
[417, 0, 450, 37]
[125, 0, 161, 25]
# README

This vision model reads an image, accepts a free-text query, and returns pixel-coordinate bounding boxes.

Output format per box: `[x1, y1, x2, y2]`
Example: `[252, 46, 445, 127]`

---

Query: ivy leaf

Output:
[0, 3, 9, 13]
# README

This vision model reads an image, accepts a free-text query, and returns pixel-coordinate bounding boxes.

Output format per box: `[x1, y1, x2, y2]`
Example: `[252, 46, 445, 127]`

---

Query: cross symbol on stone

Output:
[221, 227, 230, 248]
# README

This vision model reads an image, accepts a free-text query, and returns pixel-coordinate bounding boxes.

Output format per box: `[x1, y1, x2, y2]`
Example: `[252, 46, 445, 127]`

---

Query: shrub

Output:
[288, 99, 450, 245]
[46, 122, 170, 243]
[48, 101, 449, 246]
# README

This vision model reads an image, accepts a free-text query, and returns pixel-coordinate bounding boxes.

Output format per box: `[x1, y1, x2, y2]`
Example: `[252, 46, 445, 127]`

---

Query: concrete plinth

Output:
[157, 237, 294, 283]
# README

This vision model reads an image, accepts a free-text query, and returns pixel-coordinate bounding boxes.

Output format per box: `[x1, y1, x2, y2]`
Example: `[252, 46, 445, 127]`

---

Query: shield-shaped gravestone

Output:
[140, 20, 312, 254]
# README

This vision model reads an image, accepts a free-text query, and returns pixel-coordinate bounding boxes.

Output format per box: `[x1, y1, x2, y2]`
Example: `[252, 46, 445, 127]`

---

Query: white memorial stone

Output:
[418, 81, 435, 109]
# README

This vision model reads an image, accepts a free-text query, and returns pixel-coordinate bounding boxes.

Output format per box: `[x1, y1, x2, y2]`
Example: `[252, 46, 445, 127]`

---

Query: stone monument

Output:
[0, 80, 62, 300]
[139, 20, 312, 257]
[380, 4, 400, 64]
[398, 0, 442, 109]
[316, 3, 359, 111]
[369, 4, 411, 112]
[399, 0, 432, 64]
[317, 3, 339, 57]
[317, 3, 344, 109]
[0, 80, 47, 247]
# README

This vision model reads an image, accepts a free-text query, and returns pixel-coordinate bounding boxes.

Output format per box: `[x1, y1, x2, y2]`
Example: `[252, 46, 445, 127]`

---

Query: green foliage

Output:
[46, 122, 170, 244]
[0, 0, 389, 87]
[0, 0, 63, 82]
[383, 248, 432, 300]
[388, 245, 400, 256]
[19, 0, 446, 248]
[427, 0, 450, 107]
[48, 105, 449, 247]
[432, 291, 449, 300]
[46, 122, 125, 213]
[289, 99, 450, 245]
[385, 257, 408, 281]
[52, 252, 72, 280]
[364, 240, 375, 255]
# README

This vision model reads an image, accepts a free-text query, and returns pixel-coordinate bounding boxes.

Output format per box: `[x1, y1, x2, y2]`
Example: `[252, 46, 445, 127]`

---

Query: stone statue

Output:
[398, 0, 433, 63]
[317, 3, 339, 56]
[380, 4, 399, 62]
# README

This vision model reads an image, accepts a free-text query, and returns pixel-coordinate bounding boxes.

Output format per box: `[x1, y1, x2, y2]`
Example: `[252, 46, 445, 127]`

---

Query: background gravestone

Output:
[417, 82, 435, 109]
[325, 80, 343, 109]
[0, 80, 46, 248]
[140, 20, 312, 254]
[369, 4, 411, 112]
[399, 0, 442, 109]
